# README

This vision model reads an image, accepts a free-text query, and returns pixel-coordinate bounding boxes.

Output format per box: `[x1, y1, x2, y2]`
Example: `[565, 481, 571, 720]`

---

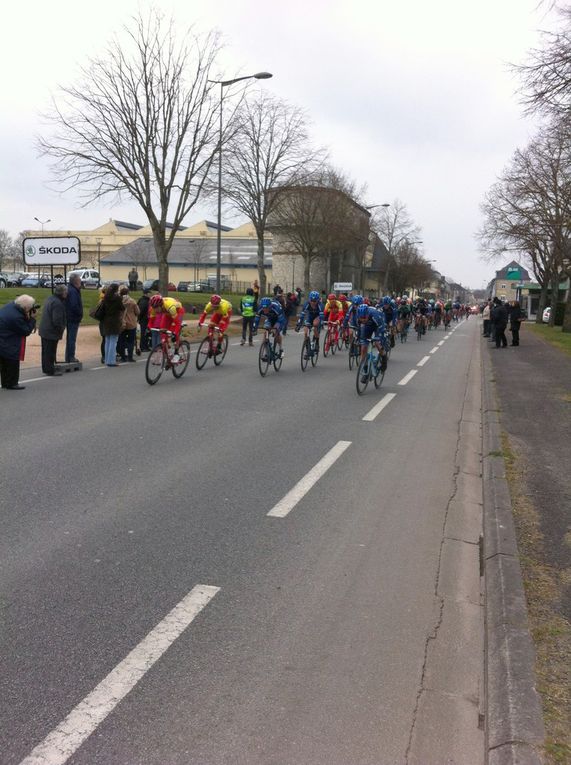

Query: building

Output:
[489, 261, 531, 302]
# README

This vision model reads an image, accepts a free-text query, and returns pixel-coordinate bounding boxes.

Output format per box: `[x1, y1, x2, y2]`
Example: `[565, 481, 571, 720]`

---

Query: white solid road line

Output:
[267, 441, 352, 518]
[430, 347, 439, 354]
[362, 392, 397, 422]
[19, 377, 49, 384]
[398, 370, 418, 386]
[417, 355, 430, 367]
[19, 584, 220, 765]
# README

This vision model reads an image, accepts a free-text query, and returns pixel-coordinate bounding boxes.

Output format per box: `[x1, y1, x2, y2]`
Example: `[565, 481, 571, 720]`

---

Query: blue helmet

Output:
[356, 304, 369, 319]
[381, 296, 391, 306]
[309, 290, 320, 301]
[260, 297, 272, 309]
[351, 294, 363, 305]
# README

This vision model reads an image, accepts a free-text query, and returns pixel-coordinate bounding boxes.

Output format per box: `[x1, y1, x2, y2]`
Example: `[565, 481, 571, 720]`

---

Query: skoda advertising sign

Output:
[23, 237, 81, 266]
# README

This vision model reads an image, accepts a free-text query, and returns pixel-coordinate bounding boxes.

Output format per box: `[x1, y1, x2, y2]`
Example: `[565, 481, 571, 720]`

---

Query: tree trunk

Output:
[157, 243, 169, 294]
[562, 282, 571, 333]
[536, 281, 549, 323]
[257, 236, 266, 295]
[549, 273, 558, 327]
[304, 255, 311, 293]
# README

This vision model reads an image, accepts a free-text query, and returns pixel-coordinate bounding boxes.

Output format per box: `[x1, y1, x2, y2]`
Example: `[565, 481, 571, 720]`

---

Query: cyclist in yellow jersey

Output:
[198, 295, 233, 350]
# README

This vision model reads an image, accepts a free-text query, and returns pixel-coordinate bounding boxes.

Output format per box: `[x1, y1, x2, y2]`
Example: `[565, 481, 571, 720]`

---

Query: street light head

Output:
[253, 72, 273, 80]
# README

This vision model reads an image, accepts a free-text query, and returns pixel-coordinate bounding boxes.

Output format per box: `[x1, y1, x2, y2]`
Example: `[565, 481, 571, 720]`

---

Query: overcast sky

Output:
[1, 0, 554, 288]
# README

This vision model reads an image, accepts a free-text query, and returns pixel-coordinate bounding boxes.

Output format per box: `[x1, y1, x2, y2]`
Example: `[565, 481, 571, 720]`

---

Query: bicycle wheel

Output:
[258, 339, 270, 377]
[172, 341, 190, 379]
[213, 335, 228, 365]
[337, 329, 344, 351]
[323, 329, 331, 357]
[331, 329, 337, 355]
[373, 354, 385, 389]
[272, 338, 283, 372]
[196, 338, 210, 369]
[300, 337, 310, 371]
[417, 323, 422, 341]
[311, 336, 319, 367]
[356, 356, 370, 395]
[145, 346, 165, 385]
[348, 339, 359, 371]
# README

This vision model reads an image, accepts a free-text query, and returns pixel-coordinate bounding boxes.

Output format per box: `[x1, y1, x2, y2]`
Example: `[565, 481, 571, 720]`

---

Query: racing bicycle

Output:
[258, 327, 283, 377]
[145, 327, 190, 385]
[196, 325, 228, 370]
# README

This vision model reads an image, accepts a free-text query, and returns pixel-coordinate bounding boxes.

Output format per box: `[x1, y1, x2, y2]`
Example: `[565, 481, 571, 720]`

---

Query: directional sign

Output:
[23, 237, 81, 266]
[333, 282, 353, 291]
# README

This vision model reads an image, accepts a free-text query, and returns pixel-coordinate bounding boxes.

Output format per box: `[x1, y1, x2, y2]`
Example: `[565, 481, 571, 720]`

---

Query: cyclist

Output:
[198, 294, 233, 354]
[149, 294, 184, 352]
[378, 296, 397, 346]
[343, 294, 363, 333]
[253, 297, 286, 357]
[338, 293, 351, 314]
[357, 303, 388, 376]
[397, 296, 412, 334]
[296, 290, 324, 344]
[443, 298, 453, 327]
[413, 296, 428, 334]
[433, 299, 443, 328]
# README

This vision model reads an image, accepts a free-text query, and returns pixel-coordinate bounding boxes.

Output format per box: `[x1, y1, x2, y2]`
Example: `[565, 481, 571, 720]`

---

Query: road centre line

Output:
[438, 340, 445, 346]
[267, 441, 352, 518]
[430, 347, 439, 354]
[362, 392, 396, 422]
[417, 356, 430, 367]
[398, 370, 418, 386]
[18, 584, 220, 765]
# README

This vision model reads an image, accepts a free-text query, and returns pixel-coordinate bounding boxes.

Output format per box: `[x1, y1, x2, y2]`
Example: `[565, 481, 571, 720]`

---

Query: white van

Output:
[68, 269, 101, 289]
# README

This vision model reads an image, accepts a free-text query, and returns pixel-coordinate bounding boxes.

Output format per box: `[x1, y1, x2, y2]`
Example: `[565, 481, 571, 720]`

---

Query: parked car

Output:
[21, 275, 51, 288]
[0, 272, 8, 288]
[142, 278, 176, 292]
[542, 306, 551, 323]
[67, 269, 101, 289]
[5, 271, 33, 287]
[178, 280, 210, 292]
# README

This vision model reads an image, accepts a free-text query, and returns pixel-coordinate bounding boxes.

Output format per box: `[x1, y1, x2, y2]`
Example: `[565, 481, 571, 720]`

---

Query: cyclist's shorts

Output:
[304, 310, 321, 324]
[264, 315, 286, 332]
[359, 321, 383, 346]
[210, 313, 230, 333]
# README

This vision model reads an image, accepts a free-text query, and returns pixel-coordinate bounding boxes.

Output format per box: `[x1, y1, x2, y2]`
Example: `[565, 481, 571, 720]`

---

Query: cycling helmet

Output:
[356, 304, 369, 319]
[351, 294, 363, 305]
[363, 297, 372, 305]
[381, 296, 391, 306]
[309, 290, 320, 301]
[327, 293, 336, 302]
[339, 294, 347, 302]
[149, 294, 163, 308]
[260, 297, 272, 309]
[210, 294, 221, 306]
[429, 298, 435, 305]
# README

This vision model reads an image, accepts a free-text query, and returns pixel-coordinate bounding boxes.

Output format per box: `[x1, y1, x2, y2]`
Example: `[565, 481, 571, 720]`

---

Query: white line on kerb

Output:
[18, 584, 220, 765]
[430, 347, 439, 354]
[267, 441, 352, 518]
[362, 393, 396, 422]
[19, 376, 49, 384]
[398, 370, 418, 386]
[417, 356, 430, 367]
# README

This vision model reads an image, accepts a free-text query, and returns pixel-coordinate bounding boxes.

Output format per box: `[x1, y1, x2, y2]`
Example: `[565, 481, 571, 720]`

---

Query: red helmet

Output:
[149, 294, 163, 308]
[363, 297, 371, 305]
[210, 294, 221, 306]
[339, 294, 347, 301]
[328, 293, 336, 302]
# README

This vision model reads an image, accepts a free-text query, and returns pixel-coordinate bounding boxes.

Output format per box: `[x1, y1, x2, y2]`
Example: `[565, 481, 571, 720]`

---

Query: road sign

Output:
[23, 237, 81, 266]
[333, 282, 352, 291]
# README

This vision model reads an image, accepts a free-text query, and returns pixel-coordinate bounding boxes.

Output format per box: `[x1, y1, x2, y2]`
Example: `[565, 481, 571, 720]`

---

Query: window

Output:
[501, 284, 506, 289]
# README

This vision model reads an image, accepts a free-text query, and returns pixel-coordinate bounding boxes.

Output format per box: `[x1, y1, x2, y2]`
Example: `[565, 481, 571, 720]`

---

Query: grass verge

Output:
[527, 323, 571, 358]
[501, 431, 571, 763]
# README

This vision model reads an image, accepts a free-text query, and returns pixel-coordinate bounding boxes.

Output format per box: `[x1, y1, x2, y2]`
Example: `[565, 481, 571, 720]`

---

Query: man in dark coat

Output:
[491, 299, 508, 348]
[65, 274, 83, 362]
[137, 289, 151, 351]
[39, 285, 68, 375]
[0, 295, 37, 389]
[128, 268, 139, 291]
[509, 301, 525, 346]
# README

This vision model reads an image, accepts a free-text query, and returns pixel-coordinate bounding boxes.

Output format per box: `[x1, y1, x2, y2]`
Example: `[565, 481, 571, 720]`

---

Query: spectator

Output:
[0, 295, 37, 390]
[137, 289, 151, 351]
[252, 279, 260, 303]
[284, 291, 298, 335]
[239, 287, 257, 346]
[65, 273, 83, 362]
[273, 283, 283, 297]
[101, 283, 125, 367]
[509, 300, 525, 346]
[128, 267, 139, 291]
[482, 299, 491, 337]
[117, 286, 140, 362]
[295, 287, 302, 306]
[491, 299, 508, 348]
[39, 285, 68, 376]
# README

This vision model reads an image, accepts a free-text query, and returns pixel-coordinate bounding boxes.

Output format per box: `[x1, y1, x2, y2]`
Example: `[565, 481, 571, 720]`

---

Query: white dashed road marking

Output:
[417, 356, 430, 367]
[362, 393, 397, 422]
[398, 370, 418, 386]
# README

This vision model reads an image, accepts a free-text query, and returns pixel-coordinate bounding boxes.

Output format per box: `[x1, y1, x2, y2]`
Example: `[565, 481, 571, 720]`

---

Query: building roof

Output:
[102, 236, 273, 267]
[495, 260, 531, 281]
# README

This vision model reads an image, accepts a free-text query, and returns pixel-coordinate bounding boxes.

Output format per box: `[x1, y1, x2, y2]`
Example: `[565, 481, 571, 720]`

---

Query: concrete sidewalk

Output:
[483, 324, 571, 763]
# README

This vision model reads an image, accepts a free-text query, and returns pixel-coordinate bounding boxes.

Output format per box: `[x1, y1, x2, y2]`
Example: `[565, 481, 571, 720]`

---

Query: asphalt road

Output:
[1, 319, 485, 765]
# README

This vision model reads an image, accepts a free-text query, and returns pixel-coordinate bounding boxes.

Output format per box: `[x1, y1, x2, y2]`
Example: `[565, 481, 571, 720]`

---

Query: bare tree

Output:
[38, 11, 222, 293]
[371, 200, 422, 291]
[0, 231, 11, 271]
[221, 93, 324, 293]
[388, 241, 432, 296]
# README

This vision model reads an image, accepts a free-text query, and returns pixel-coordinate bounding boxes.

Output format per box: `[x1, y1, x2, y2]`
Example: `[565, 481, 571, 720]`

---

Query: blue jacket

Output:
[253, 300, 284, 330]
[0, 302, 36, 361]
[65, 283, 83, 323]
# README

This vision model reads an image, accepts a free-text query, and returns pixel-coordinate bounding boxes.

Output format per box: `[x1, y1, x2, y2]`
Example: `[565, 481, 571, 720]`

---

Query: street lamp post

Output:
[34, 217, 51, 233]
[96, 238, 102, 275]
[208, 71, 273, 293]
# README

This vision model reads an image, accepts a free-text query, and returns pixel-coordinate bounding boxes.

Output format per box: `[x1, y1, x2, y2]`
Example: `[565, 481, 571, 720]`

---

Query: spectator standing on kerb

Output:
[482, 300, 491, 338]
[239, 288, 257, 346]
[117, 287, 140, 362]
[128, 268, 139, 291]
[39, 285, 68, 376]
[0, 295, 37, 390]
[491, 299, 508, 348]
[65, 274, 83, 362]
[101, 283, 125, 367]
[284, 292, 298, 335]
[509, 300, 525, 346]
[137, 289, 151, 351]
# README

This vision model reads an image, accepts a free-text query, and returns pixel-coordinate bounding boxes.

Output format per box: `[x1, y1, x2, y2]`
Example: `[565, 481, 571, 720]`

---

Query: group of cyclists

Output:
[145, 289, 470, 380]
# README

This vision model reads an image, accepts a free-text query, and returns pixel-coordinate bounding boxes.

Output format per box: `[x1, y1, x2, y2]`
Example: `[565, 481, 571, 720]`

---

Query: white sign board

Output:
[23, 237, 81, 266]
[333, 282, 353, 291]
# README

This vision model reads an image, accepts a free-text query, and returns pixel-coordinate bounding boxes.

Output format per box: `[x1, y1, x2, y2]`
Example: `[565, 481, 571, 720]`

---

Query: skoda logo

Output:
[26, 244, 36, 258]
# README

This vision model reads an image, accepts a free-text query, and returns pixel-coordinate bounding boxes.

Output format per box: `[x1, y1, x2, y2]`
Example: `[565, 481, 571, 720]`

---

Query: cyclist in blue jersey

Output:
[253, 297, 287, 357]
[296, 290, 324, 343]
[343, 294, 363, 331]
[357, 304, 388, 372]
